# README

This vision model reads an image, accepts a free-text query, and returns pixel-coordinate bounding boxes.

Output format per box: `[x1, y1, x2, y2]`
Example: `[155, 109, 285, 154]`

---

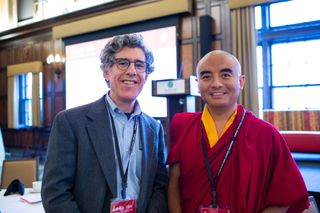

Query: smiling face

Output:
[103, 47, 148, 110]
[196, 51, 245, 114]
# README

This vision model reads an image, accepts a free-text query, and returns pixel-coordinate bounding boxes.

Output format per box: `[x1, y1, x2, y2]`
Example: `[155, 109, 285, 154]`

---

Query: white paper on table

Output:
[20, 193, 42, 204]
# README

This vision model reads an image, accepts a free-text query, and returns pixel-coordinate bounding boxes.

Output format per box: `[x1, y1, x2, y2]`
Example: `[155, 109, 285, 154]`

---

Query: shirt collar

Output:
[105, 92, 142, 117]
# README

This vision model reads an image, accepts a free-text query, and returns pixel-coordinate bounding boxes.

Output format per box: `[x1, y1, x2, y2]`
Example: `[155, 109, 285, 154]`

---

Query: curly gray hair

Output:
[99, 34, 154, 75]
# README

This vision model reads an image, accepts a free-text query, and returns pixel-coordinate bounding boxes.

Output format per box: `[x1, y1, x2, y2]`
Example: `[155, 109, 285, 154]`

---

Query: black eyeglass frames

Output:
[113, 58, 148, 73]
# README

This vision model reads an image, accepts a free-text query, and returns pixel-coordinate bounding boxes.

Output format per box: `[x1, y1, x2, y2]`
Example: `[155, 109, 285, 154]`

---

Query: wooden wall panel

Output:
[3, 130, 14, 147]
[0, 99, 7, 126]
[197, 42, 201, 63]
[54, 71, 65, 92]
[22, 45, 32, 61]
[212, 40, 222, 50]
[43, 94, 64, 128]
[211, 6, 221, 34]
[0, 70, 6, 96]
[180, 44, 194, 78]
[43, 96, 54, 128]
[42, 40, 53, 63]
[14, 47, 24, 64]
[180, 15, 193, 39]
[39, 130, 50, 148]
[54, 95, 65, 116]
[32, 43, 42, 61]
[8, 48, 15, 65]
[43, 65, 55, 94]
[0, 49, 7, 67]
[16, 130, 33, 148]
[196, 8, 206, 37]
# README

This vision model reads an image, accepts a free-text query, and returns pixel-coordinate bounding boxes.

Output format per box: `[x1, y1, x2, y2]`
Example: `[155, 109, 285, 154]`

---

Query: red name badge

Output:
[200, 207, 230, 213]
[110, 199, 136, 213]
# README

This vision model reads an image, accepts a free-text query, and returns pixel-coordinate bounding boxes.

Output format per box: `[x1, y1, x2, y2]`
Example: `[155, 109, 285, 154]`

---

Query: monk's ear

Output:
[239, 75, 245, 90]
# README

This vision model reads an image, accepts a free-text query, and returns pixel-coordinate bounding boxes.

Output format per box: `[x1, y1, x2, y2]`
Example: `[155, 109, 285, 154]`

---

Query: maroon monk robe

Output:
[167, 105, 309, 213]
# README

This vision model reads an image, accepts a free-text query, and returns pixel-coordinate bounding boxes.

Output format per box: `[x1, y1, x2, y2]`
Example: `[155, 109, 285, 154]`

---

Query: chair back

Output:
[304, 196, 320, 213]
[1, 158, 38, 189]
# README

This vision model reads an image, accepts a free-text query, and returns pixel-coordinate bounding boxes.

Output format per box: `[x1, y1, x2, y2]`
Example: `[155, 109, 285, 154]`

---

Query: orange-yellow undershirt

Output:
[201, 105, 237, 148]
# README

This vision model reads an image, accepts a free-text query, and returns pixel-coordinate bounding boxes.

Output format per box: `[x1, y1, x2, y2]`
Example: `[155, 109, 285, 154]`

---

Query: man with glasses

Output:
[42, 34, 168, 213]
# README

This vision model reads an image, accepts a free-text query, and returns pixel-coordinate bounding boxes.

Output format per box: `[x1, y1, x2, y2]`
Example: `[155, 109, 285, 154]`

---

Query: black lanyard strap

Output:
[107, 103, 138, 199]
[201, 132, 217, 207]
[216, 110, 246, 177]
[201, 110, 246, 207]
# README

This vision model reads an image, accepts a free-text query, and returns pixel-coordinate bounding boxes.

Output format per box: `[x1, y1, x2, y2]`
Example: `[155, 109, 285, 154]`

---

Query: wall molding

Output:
[53, 0, 192, 39]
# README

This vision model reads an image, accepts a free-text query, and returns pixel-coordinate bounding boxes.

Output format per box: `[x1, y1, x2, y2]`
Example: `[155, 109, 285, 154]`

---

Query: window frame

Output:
[18, 73, 33, 127]
[7, 61, 44, 129]
[256, 3, 320, 110]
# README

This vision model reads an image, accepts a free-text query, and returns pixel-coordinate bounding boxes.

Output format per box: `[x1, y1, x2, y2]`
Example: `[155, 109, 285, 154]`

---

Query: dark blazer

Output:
[41, 96, 168, 213]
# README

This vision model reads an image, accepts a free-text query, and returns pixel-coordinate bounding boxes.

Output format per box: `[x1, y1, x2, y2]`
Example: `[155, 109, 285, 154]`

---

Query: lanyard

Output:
[201, 110, 246, 207]
[107, 104, 138, 199]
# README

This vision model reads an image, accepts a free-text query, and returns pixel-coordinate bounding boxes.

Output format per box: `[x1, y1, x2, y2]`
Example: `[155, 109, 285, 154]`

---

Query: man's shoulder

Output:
[140, 112, 157, 122]
[244, 111, 283, 143]
[247, 112, 278, 132]
[56, 97, 105, 119]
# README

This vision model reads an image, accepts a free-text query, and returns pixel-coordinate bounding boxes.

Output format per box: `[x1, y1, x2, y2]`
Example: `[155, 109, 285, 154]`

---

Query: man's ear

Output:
[239, 75, 245, 90]
[103, 67, 110, 81]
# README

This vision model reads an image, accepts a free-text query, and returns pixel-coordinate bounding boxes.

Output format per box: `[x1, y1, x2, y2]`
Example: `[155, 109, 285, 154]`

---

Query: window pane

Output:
[271, 39, 320, 86]
[273, 86, 320, 110]
[18, 73, 33, 127]
[26, 99, 32, 126]
[39, 72, 44, 123]
[256, 45, 263, 87]
[255, 6, 261, 30]
[270, 0, 320, 27]
[258, 88, 263, 118]
[26, 72, 32, 98]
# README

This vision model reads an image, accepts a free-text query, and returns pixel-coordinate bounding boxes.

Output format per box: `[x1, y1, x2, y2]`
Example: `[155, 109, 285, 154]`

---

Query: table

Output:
[0, 188, 45, 213]
[296, 161, 320, 193]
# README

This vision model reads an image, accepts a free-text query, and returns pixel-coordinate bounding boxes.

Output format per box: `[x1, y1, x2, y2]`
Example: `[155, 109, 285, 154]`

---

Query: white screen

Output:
[65, 26, 177, 117]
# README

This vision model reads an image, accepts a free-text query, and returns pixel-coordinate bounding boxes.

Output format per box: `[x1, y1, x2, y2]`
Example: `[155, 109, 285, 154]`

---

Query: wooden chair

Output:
[0, 158, 38, 189]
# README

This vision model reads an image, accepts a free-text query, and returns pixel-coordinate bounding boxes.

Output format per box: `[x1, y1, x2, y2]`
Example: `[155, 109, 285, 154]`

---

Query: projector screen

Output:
[65, 25, 177, 118]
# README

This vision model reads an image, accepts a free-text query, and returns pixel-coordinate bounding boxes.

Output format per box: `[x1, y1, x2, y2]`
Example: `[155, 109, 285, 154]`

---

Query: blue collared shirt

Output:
[106, 94, 142, 201]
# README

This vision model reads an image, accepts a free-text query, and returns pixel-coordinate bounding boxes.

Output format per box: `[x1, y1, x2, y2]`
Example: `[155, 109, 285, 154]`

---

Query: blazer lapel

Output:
[86, 97, 117, 197]
[137, 114, 155, 211]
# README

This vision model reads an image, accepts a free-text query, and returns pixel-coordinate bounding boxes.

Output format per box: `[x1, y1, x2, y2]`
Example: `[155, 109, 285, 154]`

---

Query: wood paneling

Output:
[54, 69, 65, 92]
[0, 70, 6, 96]
[180, 15, 193, 39]
[8, 48, 15, 65]
[22, 45, 32, 61]
[180, 44, 194, 78]
[196, 8, 206, 37]
[0, 99, 7, 126]
[43, 65, 54, 93]
[212, 40, 222, 50]
[42, 40, 53, 62]
[54, 95, 65, 116]
[0, 49, 8, 67]
[43, 96, 53, 128]
[211, 6, 221, 34]
[32, 43, 42, 61]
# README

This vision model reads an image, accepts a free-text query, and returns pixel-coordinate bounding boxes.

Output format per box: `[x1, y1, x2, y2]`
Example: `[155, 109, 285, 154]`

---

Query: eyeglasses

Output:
[113, 58, 148, 73]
